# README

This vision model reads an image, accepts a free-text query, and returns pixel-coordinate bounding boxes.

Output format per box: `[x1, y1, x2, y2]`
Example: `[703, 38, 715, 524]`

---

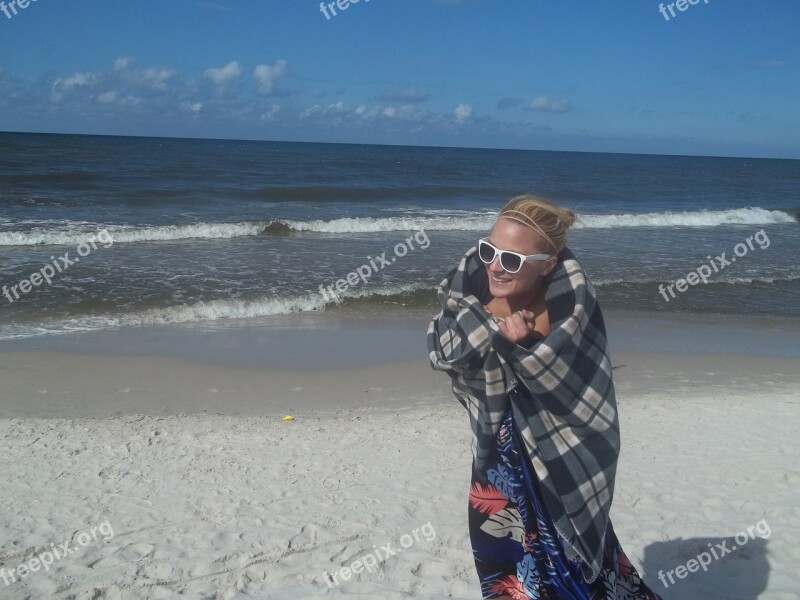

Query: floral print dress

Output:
[468, 406, 664, 600]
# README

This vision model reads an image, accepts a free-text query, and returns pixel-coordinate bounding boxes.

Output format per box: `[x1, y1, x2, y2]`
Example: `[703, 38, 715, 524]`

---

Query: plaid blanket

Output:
[426, 244, 620, 583]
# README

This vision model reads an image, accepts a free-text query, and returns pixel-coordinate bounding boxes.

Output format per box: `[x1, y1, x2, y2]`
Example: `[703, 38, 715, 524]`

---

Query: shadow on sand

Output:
[640, 534, 769, 600]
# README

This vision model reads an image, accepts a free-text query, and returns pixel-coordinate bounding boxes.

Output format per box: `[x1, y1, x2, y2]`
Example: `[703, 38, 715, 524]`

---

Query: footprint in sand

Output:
[139, 560, 178, 580]
[288, 524, 318, 550]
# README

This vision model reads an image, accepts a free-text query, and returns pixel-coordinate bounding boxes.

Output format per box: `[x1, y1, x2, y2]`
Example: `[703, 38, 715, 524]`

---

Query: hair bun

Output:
[560, 207, 577, 229]
[498, 195, 576, 254]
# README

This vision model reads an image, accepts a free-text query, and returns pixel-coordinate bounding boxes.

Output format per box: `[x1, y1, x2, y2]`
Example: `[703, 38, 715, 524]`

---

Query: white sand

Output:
[0, 351, 799, 599]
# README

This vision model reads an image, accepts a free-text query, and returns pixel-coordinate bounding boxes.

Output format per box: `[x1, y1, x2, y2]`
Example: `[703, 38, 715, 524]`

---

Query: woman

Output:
[427, 196, 662, 599]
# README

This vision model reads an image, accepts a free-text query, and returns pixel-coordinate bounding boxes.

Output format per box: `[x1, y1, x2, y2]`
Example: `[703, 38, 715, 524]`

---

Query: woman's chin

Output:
[488, 281, 516, 298]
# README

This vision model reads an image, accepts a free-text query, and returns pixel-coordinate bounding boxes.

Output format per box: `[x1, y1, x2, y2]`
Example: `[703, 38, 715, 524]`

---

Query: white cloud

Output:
[123, 67, 176, 91]
[454, 103, 473, 123]
[301, 101, 346, 119]
[204, 61, 243, 86]
[261, 104, 280, 121]
[254, 59, 287, 94]
[177, 101, 203, 115]
[52, 72, 101, 97]
[114, 57, 136, 72]
[527, 95, 572, 113]
[94, 91, 141, 107]
[300, 101, 431, 127]
[97, 91, 118, 104]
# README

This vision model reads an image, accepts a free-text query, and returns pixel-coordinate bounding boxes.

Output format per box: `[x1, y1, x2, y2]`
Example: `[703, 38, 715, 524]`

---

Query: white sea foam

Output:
[576, 207, 796, 229]
[0, 208, 794, 246]
[0, 221, 269, 246]
[2, 272, 798, 341]
[0, 282, 430, 340]
[281, 207, 796, 233]
[593, 273, 800, 286]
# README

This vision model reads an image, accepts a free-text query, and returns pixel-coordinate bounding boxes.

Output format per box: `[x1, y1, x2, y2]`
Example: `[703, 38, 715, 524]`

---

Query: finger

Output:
[501, 318, 524, 340]
[503, 313, 522, 334]
[507, 314, 530, 338]
[501, 323, 521, 342]
[509, 311, 532, 329]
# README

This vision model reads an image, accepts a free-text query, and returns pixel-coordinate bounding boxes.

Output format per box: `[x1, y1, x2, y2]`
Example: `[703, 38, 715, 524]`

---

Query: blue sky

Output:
[0, 0, 797, 157]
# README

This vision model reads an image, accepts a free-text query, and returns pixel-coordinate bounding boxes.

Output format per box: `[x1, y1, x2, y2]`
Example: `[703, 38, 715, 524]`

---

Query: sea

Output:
[1, 131, 798, 342]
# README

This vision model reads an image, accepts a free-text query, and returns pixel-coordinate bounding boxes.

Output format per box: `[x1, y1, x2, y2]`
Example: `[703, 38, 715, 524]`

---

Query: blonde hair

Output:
[497, 195, 576, 254]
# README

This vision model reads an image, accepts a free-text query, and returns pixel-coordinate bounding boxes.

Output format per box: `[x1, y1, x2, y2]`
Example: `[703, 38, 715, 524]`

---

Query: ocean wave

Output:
[0, 207, 795, 246]
[578, 207, 796, 229]
[704, 273, 800, 285]
[276, 207, 797, 233]
[3, 273, 800, 340]
[275, 214, 495, 233]
[595, 273, 800, 286]
[0, 221, 271, 246]
[0, 283, 432, 340]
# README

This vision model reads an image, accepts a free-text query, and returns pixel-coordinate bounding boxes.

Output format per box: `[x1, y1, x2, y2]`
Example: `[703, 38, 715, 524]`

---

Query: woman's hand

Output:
[496, 309, 538, 346]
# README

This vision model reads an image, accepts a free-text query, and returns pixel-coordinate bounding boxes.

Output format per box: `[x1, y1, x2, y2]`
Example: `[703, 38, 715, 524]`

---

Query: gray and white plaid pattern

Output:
[427, 244, 620, 583]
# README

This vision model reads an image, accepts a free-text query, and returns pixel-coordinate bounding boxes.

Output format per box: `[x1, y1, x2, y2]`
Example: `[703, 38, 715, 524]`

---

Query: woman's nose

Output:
[487, 256, 505, 273]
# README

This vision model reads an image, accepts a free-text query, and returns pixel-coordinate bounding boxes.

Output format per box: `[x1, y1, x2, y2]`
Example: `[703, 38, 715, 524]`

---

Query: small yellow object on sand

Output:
[282, 415, 295, 421]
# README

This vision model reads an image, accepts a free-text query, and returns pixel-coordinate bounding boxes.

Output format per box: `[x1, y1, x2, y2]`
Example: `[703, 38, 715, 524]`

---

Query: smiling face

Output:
[484, 217, 557, 300]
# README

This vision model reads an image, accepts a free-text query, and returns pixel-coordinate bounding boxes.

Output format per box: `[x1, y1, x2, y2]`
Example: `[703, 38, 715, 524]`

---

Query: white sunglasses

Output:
[478, 238, 551, 273]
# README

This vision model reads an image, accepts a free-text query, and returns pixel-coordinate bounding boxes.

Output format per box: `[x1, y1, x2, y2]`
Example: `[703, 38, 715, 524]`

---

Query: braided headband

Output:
[498, 209, 558, 254]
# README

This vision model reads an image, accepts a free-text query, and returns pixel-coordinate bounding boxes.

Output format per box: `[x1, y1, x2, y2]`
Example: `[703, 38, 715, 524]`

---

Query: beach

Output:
[1, 0, 798, 594]
[1, 311, 799, 599]
[1, 133, 799, 598]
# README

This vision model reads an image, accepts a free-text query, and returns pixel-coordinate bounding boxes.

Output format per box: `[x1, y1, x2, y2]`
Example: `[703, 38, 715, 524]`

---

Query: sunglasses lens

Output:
[500, 254, 522, 272]
[478, 241, 496, 263]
